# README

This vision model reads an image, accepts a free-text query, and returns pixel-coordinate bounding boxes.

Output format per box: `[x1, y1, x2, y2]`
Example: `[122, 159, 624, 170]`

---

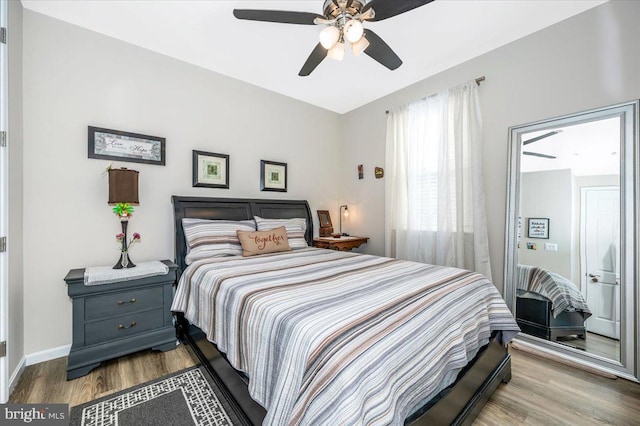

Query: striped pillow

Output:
[182, 218, 256, 265]
[254, 216, 308, 250]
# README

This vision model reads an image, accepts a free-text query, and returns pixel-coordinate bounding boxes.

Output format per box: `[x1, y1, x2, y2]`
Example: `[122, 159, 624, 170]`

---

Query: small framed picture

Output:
[88, 126, 165, 166]
[260, 160, 287, 192]
[527, 217, 549, 239]
[192, 150, 229, 189]
[317, 210, 334, 237]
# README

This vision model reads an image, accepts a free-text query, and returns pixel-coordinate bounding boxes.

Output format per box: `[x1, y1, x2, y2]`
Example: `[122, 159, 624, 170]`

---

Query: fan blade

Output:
[362, 0, 434, 22]
[299, 43, 327, 76]
[523, 151, 557, 159]
[233, 9, 323, 25]
[363, 29, 402, 70]
[523, 130, 561, 145]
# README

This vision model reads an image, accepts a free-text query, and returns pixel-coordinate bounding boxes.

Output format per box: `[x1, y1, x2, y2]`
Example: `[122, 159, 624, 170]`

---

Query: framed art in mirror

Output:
[527, 218, 549, 239]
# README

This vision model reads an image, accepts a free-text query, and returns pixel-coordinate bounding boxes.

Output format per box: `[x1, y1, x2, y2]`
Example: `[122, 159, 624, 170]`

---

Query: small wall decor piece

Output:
[89, 126, 165, 166]
[260, 160, 287, 192]
[375, 167, 384, 179]
[527, 217, 549, 239]
[317, 210, 334, 237]
[192, 150, 230, 189]
[526, 242, 537, 250]
[358, 164, 364, 179]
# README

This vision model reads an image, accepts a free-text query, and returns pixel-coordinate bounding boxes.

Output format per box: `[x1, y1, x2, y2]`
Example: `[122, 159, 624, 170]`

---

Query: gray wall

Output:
[518, 170, 573, 280]
[22, 10, 342, 355]
[8, 0, 23, 383]
[339, 0, 640, 293]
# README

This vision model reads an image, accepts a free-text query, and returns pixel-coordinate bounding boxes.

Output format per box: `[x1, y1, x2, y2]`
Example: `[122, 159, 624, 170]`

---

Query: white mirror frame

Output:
[504, 100, 639, 382]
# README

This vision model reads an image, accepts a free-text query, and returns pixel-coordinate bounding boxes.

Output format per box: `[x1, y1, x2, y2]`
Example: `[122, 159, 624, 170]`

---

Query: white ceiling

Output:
[21, 0, 607, 114]
[521, 117, 620, 176]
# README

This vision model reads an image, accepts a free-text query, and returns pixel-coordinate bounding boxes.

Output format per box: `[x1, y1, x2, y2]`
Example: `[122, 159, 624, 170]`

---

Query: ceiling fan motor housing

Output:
[323, 0, 367, 20]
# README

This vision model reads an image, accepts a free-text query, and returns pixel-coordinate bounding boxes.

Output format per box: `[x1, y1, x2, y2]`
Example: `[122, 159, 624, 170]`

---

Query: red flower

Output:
[133, 233, 141, 240]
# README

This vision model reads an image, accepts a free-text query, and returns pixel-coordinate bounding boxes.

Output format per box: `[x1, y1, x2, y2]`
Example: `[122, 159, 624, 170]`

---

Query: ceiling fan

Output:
[233, 0, 434, 76]
[523, 130, 562, 159]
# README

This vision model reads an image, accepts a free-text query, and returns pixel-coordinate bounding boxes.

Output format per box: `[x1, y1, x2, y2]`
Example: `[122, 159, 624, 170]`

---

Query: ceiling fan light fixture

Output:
[351, 35, 369, 56]
[344, 19, 364, 43]
[327, 41, 345, 61]
[319, 26, 340, 49]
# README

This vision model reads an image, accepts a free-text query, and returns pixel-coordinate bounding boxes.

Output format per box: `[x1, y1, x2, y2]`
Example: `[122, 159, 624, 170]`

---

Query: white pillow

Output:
[182, 218, 256, 264]
[254, 216, 309, 250]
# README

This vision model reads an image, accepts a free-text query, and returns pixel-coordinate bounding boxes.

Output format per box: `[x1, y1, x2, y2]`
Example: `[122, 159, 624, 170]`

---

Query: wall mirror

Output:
[504, 101, 639, 381]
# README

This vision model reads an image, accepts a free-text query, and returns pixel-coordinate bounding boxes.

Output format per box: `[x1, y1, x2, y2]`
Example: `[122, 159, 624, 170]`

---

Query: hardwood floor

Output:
[475, 347, 640, 426]
[10, 344, 640, 425]
[556, 331, 620, 361]
[9, 345, 197, 408]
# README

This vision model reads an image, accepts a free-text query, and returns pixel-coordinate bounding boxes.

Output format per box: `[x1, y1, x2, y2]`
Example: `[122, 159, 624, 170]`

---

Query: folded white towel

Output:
[84, 260, 169, 286]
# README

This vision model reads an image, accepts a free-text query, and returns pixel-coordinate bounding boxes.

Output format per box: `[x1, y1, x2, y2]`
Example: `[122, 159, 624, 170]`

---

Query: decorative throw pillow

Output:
[254, 216, 308, 249]
[237, 226, 292, 257]
[182, 218, 256, 265]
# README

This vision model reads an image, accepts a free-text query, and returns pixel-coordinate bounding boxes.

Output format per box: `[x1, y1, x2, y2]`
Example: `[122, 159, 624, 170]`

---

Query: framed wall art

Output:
[192, 150, 230, 189]
[88, 126, 165, 166]
[527, 217, 549, 239]
[260, 160, 287, 192]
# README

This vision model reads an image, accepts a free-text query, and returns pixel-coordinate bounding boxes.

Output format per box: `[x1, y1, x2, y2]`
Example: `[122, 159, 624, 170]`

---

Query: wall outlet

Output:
[544, 243, 558, 251]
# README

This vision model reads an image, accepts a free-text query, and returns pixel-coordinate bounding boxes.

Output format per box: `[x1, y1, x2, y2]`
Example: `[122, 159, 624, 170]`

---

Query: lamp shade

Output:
[108, 168, 139, 205]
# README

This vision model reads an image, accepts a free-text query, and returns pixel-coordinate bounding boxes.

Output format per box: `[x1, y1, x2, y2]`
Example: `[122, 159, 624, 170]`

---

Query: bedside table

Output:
[64, 260, 178, 380]
[313, 236, 369, 251]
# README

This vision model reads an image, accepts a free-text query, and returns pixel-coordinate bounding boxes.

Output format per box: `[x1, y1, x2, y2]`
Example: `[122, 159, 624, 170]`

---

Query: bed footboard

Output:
[175, 313, 510, 426]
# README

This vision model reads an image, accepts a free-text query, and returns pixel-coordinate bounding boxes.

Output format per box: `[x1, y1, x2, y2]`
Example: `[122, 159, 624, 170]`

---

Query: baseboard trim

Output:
[511, 340, 618, 379]
[25, 344, 71, 366]
[8, 357, 26, 398]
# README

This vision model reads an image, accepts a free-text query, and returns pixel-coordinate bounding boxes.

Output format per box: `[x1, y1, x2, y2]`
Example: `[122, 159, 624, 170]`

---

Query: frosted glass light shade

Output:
[344, 19, 364, 43]
[327, 41, 345, 61]
[351, 36, 370, 56]
[319, 26, 340, 49]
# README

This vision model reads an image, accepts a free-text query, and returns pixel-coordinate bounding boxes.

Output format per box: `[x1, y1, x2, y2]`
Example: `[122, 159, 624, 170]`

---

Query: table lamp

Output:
[339, 205, 349, 236]
[109, 167, 139, 269]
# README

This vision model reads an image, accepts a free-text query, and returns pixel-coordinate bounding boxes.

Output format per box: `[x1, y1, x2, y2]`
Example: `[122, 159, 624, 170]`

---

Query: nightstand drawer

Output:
[85, 287, 163, 321]
[85, 308, 164, 346]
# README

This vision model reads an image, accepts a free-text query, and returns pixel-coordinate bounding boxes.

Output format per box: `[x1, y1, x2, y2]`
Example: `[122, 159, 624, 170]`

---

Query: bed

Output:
[170, 196, 520, 425]
[515, 264, 591, 341]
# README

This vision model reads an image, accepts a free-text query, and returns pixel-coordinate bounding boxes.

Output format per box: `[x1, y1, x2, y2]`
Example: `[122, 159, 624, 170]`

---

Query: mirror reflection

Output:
[516, 116, 620, 361]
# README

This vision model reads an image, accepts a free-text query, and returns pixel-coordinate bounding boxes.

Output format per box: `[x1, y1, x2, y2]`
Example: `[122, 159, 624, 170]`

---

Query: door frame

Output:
[580, 185, 620, 339]
[0, 0, 9, 404]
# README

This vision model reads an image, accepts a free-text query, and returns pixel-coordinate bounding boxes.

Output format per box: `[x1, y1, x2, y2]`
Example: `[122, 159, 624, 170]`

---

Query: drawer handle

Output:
[117, 298, 137, 305]
[118, 321, 137, 330]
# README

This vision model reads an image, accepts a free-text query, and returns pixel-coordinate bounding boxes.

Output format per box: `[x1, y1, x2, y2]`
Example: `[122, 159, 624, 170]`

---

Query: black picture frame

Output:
[527, 217, 550, 239]
[192, 150, 230, 189]
[260, 160, 287, 192]
[88, 126, 165, 166]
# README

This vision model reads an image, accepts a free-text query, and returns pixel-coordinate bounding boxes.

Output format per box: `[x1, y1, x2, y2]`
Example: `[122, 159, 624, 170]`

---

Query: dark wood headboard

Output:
[171, 196, 313, 276]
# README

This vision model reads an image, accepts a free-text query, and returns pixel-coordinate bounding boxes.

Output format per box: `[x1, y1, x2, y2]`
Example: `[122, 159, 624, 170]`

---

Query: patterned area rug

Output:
[69, 367, 243, 426]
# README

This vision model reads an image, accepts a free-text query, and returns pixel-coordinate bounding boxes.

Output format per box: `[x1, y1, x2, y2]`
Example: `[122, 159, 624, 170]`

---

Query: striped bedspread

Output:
[516, 264, 591, 319]
[172, 248, 519, 425]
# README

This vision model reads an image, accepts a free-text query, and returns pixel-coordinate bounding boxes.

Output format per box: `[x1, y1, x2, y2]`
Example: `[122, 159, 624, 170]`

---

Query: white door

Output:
[581, 186, 620, 340]
[0, 0, 8, 404]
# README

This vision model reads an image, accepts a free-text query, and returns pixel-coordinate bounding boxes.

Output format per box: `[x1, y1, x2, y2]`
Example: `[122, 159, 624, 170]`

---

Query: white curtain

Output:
[384, 80, 492, 279]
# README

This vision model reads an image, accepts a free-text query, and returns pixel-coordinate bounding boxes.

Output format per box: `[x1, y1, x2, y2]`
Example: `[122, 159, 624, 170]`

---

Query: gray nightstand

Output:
[64, 260, 178, 380]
